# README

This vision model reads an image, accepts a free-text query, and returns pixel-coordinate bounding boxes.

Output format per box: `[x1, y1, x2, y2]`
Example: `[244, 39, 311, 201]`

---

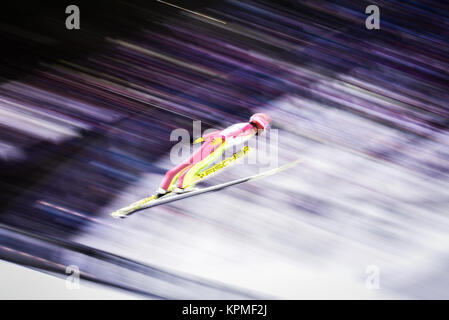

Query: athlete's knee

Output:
[164, 167, 179, 179]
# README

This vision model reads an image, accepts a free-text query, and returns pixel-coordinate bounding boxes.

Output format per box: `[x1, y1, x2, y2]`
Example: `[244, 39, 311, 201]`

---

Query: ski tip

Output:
[111, 211, 128, 219]
[290, 158, 301, 166]
[110, 194, 159, 219]
[280, 158, 301, 170]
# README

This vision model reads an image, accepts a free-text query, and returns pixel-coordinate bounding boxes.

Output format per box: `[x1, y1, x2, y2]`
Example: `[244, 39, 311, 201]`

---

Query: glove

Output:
[210, 137, 225, 145]
[192, 137, 204, 144]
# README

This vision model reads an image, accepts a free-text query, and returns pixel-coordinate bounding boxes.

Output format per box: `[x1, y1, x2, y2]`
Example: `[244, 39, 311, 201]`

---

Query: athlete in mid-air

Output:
[155, 113, 272, 197]
[112, 112, 300, 218]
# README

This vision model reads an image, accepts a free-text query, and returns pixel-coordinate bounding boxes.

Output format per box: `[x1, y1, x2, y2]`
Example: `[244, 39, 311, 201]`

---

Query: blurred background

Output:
[0, 0, 448, 299]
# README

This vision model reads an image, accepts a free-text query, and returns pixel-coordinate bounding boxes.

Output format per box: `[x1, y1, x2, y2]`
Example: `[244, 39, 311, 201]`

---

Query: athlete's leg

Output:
[176, 140, 225, 189]
[159, 161, 192, 191]
[159, 139, 222, 191]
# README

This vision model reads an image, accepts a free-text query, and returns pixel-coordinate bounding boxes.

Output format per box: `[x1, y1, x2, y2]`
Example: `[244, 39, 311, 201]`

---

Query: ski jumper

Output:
[159, 123, 257, 190]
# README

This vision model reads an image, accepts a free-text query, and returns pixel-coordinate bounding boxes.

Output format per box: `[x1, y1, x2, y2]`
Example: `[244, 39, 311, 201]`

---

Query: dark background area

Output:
[0, 0, 448, 298]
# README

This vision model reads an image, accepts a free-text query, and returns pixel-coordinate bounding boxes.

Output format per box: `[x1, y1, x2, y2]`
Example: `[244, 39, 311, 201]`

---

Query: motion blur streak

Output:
[0, 0, 448, 298]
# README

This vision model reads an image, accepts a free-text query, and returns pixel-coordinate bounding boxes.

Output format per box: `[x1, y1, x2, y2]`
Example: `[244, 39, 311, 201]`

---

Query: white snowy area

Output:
[67, 95, 449, 299]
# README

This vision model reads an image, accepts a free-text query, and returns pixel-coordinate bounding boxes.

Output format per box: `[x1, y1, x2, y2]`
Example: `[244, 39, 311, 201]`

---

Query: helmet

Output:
[249, 113, 272, 130]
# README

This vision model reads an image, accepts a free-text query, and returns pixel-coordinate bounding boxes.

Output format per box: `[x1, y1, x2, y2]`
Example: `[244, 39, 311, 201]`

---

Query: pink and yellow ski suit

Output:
[159, 122, 258, 190]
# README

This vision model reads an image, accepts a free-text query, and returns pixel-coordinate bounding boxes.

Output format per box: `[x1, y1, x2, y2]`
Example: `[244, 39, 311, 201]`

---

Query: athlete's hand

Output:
[211, 136, 225, 145]
[192, 137, 204, 144]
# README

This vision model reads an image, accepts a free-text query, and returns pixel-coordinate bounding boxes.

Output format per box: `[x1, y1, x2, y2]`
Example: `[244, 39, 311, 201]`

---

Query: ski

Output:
[189, 145, 250, 184]
[111, 193, 165, 218]
[111, 159, 300, 218]
[111, 146, 250, 218]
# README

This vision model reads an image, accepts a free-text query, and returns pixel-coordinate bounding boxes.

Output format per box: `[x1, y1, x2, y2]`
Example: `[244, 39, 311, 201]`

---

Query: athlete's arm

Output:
[224, 123, 256, 138]
[192, 130, 224, 144]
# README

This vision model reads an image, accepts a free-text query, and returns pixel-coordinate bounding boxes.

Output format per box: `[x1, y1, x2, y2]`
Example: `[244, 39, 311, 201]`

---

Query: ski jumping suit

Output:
[159, 122, 257, 190]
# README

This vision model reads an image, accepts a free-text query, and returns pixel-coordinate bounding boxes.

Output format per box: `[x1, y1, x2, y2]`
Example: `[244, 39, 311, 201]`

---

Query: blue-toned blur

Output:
[0, 0, 448, 299]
